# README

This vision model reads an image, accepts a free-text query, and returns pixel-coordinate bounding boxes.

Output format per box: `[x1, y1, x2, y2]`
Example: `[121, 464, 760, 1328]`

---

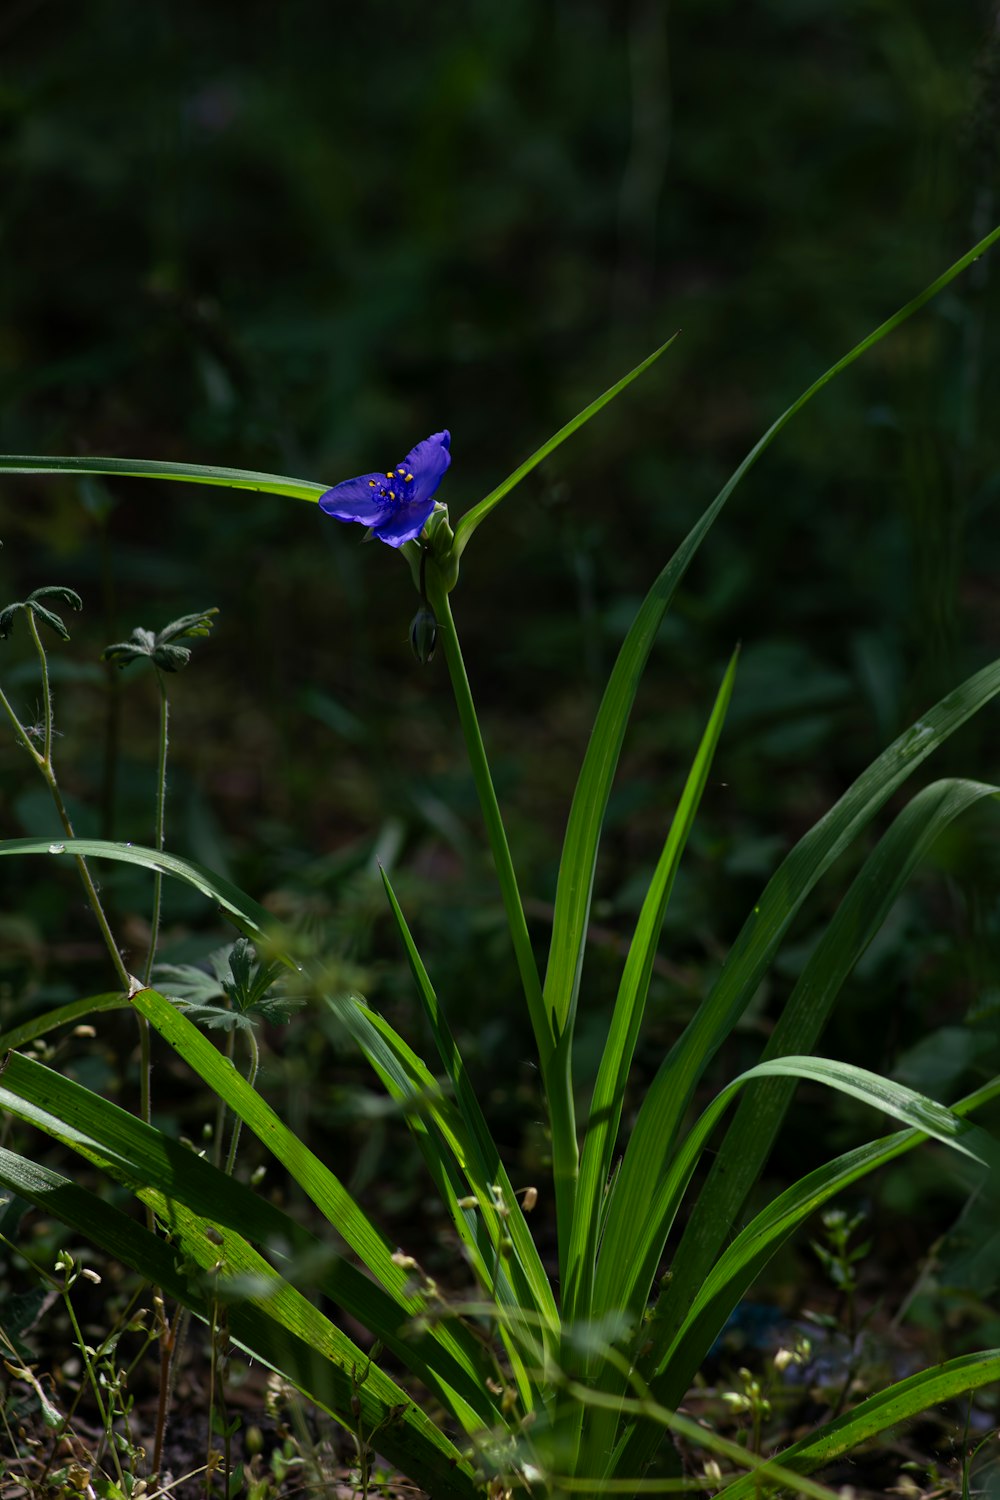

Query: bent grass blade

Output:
[712, 1351, 1000, 1499]
[564, 649, 739, 1329]
[0, 454, 327, 501]
[657, 778, 1000, 1364]
[0, 990, 128, 1051]
[595, 660, 1000, 1326]
[542, 220, 1000, 1066]
[623, 1055, 999, 1342]
[653, 1076, 1000, 1410]
[0, 1146, 482, 1498]
[0, 1049, 497, 1428]
[453, 333, 680, 556]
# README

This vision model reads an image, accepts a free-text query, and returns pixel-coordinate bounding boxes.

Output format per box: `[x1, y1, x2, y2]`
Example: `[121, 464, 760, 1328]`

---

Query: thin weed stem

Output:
[142, 669, 169, 987]
[61, 1282, 128, 1490]
[13, 614, 132, 992]
[224, 1026, 259, 1176]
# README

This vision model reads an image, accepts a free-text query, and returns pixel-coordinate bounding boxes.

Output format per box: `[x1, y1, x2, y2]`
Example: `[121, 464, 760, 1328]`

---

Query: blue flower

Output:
[319, 430, 451, 548]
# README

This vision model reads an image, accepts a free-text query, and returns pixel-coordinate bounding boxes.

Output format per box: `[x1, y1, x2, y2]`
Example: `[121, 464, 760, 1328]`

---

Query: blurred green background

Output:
[1, 0, 999, 1328]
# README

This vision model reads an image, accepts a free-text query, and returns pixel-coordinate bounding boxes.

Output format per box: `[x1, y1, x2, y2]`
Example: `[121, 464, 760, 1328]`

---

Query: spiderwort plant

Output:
[0, 222, 1000, 1498]
[318, 429, 452, 547]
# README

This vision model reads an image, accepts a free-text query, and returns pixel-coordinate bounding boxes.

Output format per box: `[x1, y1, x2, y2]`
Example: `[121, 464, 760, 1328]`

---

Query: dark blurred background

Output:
[1, 0, 999, 1334]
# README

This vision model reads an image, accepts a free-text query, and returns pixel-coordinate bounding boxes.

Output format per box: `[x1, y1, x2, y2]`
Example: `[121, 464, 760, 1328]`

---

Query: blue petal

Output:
[372, 497, 438, 547]
[318, 473, 394, 526]
[402, 430, 451, 504]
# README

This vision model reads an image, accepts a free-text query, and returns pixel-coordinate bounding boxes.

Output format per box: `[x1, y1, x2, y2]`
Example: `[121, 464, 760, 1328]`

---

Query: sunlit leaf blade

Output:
[565, 1383, 845, 1499]
[0, 454, 326, 502]
[380, 867, 559, 1344]
[659, 778, 1000, 1360]
[712, 1351, 1000, 1499]
[453, 334, 679, 556]
[0, 1050, 497, 1427]
[649, 1077, 1000, 1411]
[0, 835, 555, 1374]
[131, 978, 548, 1422]
[564, 649, 739, 1327]
[595, 660, 1000, 1322]
[0, 837, 277, 944]
[618, 1056, 999, 1341]
[127, 989, 413, 1272]
[0, 991, 127, 1051]
[541, 221, 1000, 1058]
[593, 1056, 1000, 1476]
[0, 1147, 480, 1498]
[324, 993, 545, 1412]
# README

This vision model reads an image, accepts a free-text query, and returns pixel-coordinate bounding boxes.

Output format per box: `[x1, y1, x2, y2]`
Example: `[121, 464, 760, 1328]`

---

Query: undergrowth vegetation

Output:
[0, 222, 999, 1498]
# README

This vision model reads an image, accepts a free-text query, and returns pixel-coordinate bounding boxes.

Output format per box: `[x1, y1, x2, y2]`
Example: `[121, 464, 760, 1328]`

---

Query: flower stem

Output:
[426, 581, 550, 1065]
[426, 580, 580, 1238]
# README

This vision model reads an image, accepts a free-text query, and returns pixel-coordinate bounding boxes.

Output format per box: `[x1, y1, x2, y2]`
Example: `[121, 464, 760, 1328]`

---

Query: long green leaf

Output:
[453, 334, 679, 556]
[652, 1077, 1000, 1410]
[0, 837, 278, 943]
[0, 1146, 480, 1497]
[324, 993, 547, 1413]
[713, 1351, 1000, 1499]
[564, 650, 739, 1329]
[0, 991, 127, 1051]
[620, 1055, 999, 1340]
[602, 1069, 1000, 1480]
[0, 454, 326, 502]
[0, 1050, 497, 1427]
[380, 868, 559, 1340]
[595, 664, 1000, 1322]
[124, 988, 418, 1279]
[0, 836, 542, 1322]
[658, 778, 1000, 1360]
[541, 221, 1000, 1062]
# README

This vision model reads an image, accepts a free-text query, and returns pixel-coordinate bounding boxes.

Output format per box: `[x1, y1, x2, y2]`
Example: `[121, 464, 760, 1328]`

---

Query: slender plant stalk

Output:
[425, 576, 580, 1245]
[223, 1027, 259, 1176]
[426, 582, 547, 1049]
[62, 1286, 128, 1489]
[142, 669, 169, 987]
[1, 618, 131, 992]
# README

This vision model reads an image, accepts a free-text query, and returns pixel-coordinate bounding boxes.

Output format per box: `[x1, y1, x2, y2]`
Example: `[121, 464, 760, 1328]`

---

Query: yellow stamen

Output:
[368, 479, 376, 487]
[386, 471, 394, 479]
[405, 473, 413, 481]
[389, 490, 396, 499]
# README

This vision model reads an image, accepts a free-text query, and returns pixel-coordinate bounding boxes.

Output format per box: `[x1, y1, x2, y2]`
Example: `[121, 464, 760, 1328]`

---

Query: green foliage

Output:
[0, 587, 83, 643]
[1, 218, 999, 1497]
[102, 607, 219, 673]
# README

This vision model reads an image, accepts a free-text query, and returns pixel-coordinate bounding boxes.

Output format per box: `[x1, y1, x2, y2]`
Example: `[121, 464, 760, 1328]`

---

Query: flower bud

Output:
[409, 607, 438, 664]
